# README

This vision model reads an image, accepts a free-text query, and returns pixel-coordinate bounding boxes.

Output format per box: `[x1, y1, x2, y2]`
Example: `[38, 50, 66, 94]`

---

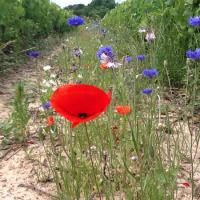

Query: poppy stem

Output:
[75, 28, 79, 48]
[127, 118, 140, 157]
[84, 123, 102, 199]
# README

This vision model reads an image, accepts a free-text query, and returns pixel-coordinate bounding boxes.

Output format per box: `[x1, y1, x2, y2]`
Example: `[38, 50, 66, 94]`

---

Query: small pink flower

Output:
[145, 31, 156, 41]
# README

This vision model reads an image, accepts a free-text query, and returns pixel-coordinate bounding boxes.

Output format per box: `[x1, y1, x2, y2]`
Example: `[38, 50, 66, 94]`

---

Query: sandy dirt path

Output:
[0, 44, 64, 200]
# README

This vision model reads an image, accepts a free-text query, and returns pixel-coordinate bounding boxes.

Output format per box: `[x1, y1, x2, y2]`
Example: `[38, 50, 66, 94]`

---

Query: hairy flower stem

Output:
[69, 127, 81, 199]
[190, 64, 199, 200]
[127, 118, 139, 157]
[35, 59, 41, 94]
[190, 128, 194, 200]
[164, 62, 172, 95]
[75, 29, 79, 48]
[84, 123, 102, 199]
[157, 94, 161, 125]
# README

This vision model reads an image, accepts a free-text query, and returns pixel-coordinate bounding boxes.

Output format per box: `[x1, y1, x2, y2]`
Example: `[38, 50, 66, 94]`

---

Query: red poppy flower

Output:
[47, 115, 54, 126]
[115, 105, 131, 115]
[100, 63, 109, 69]
[51, 84, 111, 128]
[177, 181, 190, 187]
[26, 140, 36, 145]
[181, 182, 190, 187]
[182, 182, 190, 187]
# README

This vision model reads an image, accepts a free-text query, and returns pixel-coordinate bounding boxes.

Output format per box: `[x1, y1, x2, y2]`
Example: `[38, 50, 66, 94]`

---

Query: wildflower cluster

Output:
[186, 16, 200, 61]
[23, 9, 200, 200]
[96, 45, 123, 69]
[96, 45, 114, 60]
[141, 68, 158, 94]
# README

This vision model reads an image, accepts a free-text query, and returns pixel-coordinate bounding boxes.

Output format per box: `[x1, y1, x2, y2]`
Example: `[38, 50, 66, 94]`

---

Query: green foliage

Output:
[0, 0, 71, 52]
[0, 81, 30, 142]
[0, 0, 24, 42]
[67, 4, 86, 16]
[103, 0, 200, 86]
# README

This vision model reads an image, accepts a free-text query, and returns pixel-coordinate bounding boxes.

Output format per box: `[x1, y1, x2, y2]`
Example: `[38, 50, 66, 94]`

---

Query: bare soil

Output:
[0, 45, 63, 200]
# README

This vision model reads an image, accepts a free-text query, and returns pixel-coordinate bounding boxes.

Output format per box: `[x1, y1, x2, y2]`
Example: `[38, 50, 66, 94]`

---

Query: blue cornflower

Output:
[137, 54, 145, 61]
[142, 88, 153, 94]
[143, 68, 158, 78]
[42, 101, 51, 109]
[96, 45, 114, 60]
[27, 50, 40, 58]
[188, 16, 200, 27]
[186, 48, 200, 60]
[125, 56, 132, 63]
[67, 16, 85, 26]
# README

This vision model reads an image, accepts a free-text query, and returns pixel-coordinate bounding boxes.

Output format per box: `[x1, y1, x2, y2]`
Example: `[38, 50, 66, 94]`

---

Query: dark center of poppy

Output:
[78, 113, 88, 118]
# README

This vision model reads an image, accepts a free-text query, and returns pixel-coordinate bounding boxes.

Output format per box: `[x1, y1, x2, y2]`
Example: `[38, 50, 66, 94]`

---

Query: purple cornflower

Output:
[71, 65, 78, 73]
[67, 16, 84, 26]
[125, 56, 132, 63]
[143, 68, 158, 78]
[27, 50, 40, 58]
[137, 54, 145, 61]
[96, 45, 114, 60]
[42, 101, 51, 109]
[186, 48, 200, 60]
[142, 88, 153, 94]
[188, 16, 200, 27]
[73, 48, 83, 57]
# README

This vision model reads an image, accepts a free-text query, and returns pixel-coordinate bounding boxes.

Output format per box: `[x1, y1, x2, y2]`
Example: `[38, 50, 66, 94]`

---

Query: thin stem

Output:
[127, 118, 139, 157]
[84, 123, 102, 199]
[157, 94, 161, 125]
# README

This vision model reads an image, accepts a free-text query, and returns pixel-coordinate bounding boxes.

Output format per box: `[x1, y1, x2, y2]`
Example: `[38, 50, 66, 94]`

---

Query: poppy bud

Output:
[115, 105, 131, 115]
[47, 115, 54, 126]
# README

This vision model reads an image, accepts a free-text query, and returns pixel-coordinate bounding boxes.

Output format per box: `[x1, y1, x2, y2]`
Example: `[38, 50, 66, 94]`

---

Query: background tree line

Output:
[65, 0, 116, 19]
[0, 0, 71, 52]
